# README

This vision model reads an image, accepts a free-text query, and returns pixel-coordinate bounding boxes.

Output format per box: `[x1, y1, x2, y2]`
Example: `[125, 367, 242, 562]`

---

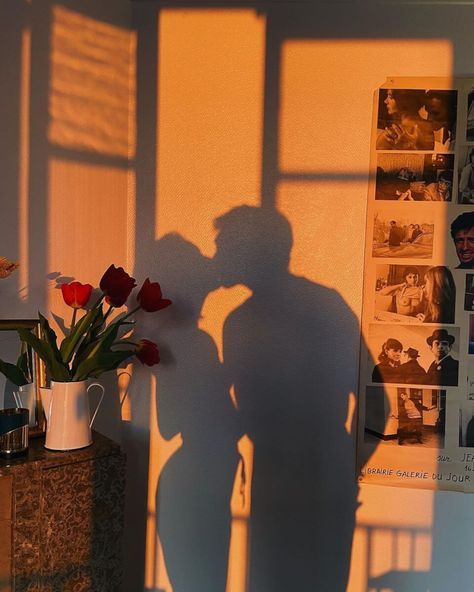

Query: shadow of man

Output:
[149, 234, 242, 592]
[213, 206, 362, 592]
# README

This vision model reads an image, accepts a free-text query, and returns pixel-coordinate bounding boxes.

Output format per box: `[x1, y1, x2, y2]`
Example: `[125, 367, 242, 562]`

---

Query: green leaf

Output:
[0, 359, 28, 387]
[18, 328, 70, 382]
[16, 351, 30, 381]
[60, 307, 102, 365]
[38, 313, 62, 364]
[71, 317, 133, 376]
[96, 319, 129, 351]
[73, 349, 135, 382]
[70, 307, 105, 368]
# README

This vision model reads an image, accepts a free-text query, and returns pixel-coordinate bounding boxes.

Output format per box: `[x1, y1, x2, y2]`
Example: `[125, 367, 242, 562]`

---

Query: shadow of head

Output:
[213, 205, 293, 288]
[153, 233, 218, 326]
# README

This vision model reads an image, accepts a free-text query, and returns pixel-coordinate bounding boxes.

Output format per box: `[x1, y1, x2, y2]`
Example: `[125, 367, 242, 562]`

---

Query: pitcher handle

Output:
[13, 391, 23, 408]
[87, 382, 105, 427]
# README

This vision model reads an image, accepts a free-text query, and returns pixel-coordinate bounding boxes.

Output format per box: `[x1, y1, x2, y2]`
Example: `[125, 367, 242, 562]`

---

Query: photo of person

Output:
[416, 266, 456, 324]
[372, 210, 434, 258]
[376, 88, 457, 152]
[464, 274, 474, 311]
[458, 146, 474, 204]
[375, 153, 454, 201]
[372, 337, 405, 383]
[425, 328, 459, 386]
[368, 325, 460, 386]
[459, 402, 474, 447]
[394, 388, 445, 447]
[377, 89, 435, 150]
[423, 89, 457, 152]
[450, 211, 474, 268]
[374, 264, 455, 324]
[364, 386, 445, 448]
[375, 265, 424, 322]
[403, 348, 428, 384]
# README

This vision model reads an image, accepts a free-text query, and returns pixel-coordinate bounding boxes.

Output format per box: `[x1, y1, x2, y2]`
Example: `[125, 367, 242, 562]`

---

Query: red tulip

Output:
[61, 281, 93, 309]
[137, 278, 172, 312]
[99, 264, 136, 307]
[136, 339, 160, 366]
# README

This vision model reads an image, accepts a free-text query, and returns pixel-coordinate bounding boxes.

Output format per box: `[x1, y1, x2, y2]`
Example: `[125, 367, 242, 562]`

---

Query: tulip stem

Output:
[114, 341, 138, 348]
[71, 309, 77, 331]
[103, 305, 114, 322]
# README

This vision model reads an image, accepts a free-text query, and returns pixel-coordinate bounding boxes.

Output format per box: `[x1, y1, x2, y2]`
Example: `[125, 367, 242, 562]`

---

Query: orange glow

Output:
[155, 9, 265, 256]
[145, 374, 182, 591]
[279, 39, 452, 592]
[147, 9, 266, 592]
[278, 179, 368, 309]
[280, 40, 452, 174]
[18, 26, 31, 300]
[47, 159, 130, 315]
[227, 435, 254, 591]
[49, 6, 136, 158]
[199, 286, 252, 363]
[117, 364, 133, 422]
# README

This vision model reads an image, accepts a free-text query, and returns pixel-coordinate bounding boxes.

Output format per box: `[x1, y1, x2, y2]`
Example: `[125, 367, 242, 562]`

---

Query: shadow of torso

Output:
[156, 325, 241, 592]
[224, 274, 358, 592]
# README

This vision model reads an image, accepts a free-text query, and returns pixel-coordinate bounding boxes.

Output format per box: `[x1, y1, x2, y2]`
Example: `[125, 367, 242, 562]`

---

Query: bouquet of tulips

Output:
[18, 265, 171, 382]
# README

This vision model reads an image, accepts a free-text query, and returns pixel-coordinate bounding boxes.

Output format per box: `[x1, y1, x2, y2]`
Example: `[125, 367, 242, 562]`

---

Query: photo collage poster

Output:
[357, 77, 474, 492]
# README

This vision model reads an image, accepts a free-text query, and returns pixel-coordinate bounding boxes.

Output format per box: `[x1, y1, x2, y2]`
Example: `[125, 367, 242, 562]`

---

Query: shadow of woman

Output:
[149, 234, 242, 592]
[213, 205, 370, 592]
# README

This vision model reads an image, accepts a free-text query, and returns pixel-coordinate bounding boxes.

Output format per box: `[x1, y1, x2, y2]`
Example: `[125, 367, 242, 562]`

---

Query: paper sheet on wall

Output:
[357, 76, 474, 493]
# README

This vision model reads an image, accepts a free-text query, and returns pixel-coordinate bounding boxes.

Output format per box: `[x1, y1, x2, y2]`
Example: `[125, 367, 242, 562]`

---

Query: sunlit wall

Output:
[3, 1, 474, 591]
[47, 5, 135, 320]
[144, 8, 455, 592]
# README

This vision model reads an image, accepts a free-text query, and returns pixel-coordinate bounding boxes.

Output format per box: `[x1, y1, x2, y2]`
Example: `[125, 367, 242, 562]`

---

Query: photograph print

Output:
[469, 315, 474, 355]
[368, 323, 460, 387]
[457, 145, 474, 204]
[372, 208, 434, 259]
[377, 88, 457, 152]
[464, 274, 474, 311]
[467, 359, 474, 400]
[467, 87, 474, 142]
[395, 387, 445, 447]
[449, 210, 474, 269]
[374, 264, 455, 324]
[459, 401, 474, 447]
[364, 385, 445, 448]
[375, 153, 453, 201]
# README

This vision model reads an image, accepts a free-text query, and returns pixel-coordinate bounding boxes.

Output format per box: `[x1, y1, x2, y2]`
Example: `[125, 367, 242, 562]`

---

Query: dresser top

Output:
[0, 431, 121, 474]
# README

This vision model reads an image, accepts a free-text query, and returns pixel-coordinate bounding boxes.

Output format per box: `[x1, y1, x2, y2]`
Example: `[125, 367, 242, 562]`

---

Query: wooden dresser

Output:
[0, 432, 125, 592]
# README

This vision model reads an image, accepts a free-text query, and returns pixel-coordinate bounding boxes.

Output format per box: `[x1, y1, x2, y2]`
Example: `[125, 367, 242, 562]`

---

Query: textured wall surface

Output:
[1, 1, 474, 591]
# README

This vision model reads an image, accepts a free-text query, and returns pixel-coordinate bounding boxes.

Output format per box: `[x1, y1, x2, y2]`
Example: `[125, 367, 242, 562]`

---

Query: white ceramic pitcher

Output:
[42, 381, 105, 451]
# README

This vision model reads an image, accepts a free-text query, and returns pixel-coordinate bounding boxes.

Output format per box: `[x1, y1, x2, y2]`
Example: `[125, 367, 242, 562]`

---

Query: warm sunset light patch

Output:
[278, 39, 452, 592]
[47, 159, 130, 315]
[155, 9, 265, 256]
[49, 5, 136, 158]
[279, 39, 452, 175]
[146, 9, 266, 592]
